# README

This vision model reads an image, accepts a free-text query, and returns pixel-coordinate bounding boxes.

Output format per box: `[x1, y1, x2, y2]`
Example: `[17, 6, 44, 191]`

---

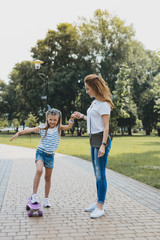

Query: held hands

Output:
[10, 132, 20, 141]
[73, 111, 84, 119]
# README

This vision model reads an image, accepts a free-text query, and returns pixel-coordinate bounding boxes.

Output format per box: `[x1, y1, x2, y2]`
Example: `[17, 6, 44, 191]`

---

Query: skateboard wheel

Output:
[38, 210, 43, 216]
[26, 205, 30, 210]
[28, 211, 33, 217]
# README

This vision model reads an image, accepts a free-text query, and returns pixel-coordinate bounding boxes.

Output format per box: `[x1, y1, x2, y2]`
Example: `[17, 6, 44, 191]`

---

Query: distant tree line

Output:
[0, 10, 160, 136]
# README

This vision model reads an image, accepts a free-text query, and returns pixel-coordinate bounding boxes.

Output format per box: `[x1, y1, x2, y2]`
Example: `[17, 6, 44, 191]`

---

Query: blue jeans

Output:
[35, 148, 54, 168]
[90, 135, 111, 204]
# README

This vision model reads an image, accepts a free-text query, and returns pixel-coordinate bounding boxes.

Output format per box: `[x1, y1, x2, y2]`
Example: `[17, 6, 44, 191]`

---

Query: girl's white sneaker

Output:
[31, 194, 39, 204]
[90, 208, 105, 218]
[43, 198, 51, 208]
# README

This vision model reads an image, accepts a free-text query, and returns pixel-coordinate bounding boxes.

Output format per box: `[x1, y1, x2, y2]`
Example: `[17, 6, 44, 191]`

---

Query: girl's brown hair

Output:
[41, 108, 62, 140]
[84, 74, 114, 110]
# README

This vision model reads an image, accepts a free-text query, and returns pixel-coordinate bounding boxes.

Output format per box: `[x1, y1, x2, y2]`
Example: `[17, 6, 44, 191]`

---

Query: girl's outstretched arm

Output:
[60, 113, 76, 131]
[10, 126, 40, 141]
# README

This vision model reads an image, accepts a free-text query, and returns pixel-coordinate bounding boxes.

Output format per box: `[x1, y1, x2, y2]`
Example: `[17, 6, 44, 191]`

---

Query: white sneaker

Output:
[43, 198, 51, 208]
[31, 194, 39, 204]
[85, 203, 97, 212]
[90, 208, 105, 218]
[85, 203, 106, 212]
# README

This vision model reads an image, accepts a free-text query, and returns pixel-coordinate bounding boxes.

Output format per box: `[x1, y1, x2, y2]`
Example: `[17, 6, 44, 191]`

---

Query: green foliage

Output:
[153, 73, 160, 133]
[1, 9, 160, 136]
[112, 63, 137, 135]
[113, 63, 131, 118]
[25, 113, 38, 128]
[136, 119, 143, 130]
[78, 120, 87, 134]
[0, 118, 9, 129]
[157, 122, 160, 129]
[0, 80, 8, 117]
[31, 23, 84, 123]
[12, 118, 20, 130]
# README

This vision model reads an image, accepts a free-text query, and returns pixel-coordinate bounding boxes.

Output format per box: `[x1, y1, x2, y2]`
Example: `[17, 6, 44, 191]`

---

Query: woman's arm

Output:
[10, 126, 40, 141]
[102, 114, 110, 144]
[98, 114, 110, 157]
[60, 113, 75, 131]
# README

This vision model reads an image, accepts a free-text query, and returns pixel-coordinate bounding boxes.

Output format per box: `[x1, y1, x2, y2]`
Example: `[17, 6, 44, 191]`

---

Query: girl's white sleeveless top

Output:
[38, 125, 59, 153]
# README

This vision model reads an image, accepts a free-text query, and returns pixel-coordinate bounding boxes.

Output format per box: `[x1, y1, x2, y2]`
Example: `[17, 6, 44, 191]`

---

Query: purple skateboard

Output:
[26, 197, 43, 217]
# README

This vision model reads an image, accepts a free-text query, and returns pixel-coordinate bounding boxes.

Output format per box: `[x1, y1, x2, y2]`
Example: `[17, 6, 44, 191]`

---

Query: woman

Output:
[74, 74, 114, 218]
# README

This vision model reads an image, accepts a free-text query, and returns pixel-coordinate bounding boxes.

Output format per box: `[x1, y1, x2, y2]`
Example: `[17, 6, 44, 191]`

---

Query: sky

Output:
[0, 0, 160, 83]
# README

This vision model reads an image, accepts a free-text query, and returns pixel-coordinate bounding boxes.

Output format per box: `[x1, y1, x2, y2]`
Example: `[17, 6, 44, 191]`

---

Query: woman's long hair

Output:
[84, 74, 114, 110]
[41, 108, 62, 140]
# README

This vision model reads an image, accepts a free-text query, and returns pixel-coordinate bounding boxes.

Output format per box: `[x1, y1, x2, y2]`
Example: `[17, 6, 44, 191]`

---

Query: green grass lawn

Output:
[0, 133, 160, 189]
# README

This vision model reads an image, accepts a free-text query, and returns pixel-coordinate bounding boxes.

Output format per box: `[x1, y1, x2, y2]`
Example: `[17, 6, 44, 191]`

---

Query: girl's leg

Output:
[44, 167, 53, 198]
[33, 160, 44, 194]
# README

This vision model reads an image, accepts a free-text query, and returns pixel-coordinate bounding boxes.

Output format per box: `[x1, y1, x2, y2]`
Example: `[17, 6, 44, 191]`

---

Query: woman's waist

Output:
[89, 131, 103, 136]
[89, 128, 104, 133]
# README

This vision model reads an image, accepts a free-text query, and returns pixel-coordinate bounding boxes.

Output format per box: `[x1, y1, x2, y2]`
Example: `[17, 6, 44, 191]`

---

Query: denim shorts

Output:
[35, 148, 54, 168]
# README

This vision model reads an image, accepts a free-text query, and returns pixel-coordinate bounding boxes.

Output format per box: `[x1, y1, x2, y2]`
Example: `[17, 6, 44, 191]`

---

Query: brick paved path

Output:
[0, 144, 160, 240]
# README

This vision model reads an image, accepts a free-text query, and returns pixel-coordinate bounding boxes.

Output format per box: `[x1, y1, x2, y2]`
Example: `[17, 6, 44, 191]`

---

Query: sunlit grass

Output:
[0, 133, 160, 189]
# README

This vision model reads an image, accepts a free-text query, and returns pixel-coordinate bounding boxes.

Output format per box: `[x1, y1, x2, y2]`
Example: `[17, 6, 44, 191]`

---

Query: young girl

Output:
[10, 108, 75, 208]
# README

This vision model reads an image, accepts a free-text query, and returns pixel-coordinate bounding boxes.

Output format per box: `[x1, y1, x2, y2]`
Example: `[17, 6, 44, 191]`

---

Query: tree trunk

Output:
[158, 129, 160, 137]
[146, 128, 151, 135]
[128, 126, 132, 136]
[77, 130, 81, 136]
[121, 128, 124, 135]
[61, 130, 65, 136]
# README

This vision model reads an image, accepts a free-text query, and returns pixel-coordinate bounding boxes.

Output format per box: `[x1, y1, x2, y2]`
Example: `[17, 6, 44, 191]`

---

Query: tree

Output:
[139, 88, 156, 135]
[125, 42, 160, 135]
[25, 113, 38, 128]
[8, 61, 46, 125]
[112, 63, 137, 135]
[79, 9, 135, 91]
[0, 80, 8, 118]
[2, 9, 159, 137]
[31, 24, 81, 123]
[153, 73, 160, 136]
[0, 118, 9, 129]
[12, 118, 20, 132]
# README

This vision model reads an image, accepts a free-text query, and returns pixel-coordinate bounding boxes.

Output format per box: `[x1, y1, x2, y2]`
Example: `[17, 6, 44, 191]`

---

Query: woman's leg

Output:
[93, 147, 110, 209]
[44, 167, 53, 198]
[33, 160, 44, 194]
[91, 146, 96, 175]
[91, 146, 103, 209]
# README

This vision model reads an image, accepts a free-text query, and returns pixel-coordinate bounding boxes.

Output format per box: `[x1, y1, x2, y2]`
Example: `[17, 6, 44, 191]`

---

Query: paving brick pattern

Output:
[0, 144, 160, 240]
[0, 158, 12, 208]
[65, 154, 160, 215]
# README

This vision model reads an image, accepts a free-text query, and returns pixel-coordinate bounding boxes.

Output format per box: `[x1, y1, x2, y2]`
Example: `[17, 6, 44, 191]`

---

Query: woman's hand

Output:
[98, 145, 105, 158]
[10, 132, 20, 141]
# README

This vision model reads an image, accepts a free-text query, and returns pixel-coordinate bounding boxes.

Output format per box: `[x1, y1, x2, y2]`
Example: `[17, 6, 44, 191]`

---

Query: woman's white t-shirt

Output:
[87, 100, 111, 134]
